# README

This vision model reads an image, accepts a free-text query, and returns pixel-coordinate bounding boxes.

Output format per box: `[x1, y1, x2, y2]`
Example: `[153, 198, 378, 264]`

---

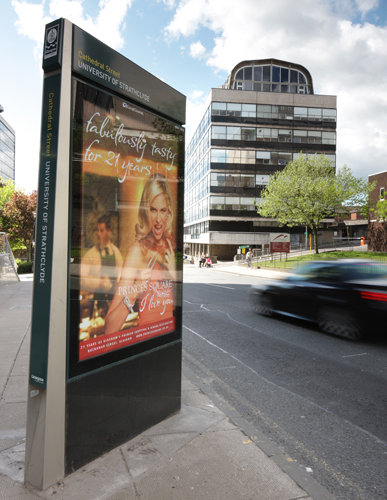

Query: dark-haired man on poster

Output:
[81, 214, 123, 310]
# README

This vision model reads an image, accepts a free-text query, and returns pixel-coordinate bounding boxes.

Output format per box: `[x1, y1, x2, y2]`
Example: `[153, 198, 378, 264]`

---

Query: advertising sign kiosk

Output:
[26, 19, 185, 489]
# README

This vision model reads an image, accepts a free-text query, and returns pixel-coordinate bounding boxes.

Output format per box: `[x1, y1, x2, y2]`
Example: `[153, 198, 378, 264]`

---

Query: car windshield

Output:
[347, 262, 387, 281]
[288, 261, 387, 283]
[288, 263, 332, 281]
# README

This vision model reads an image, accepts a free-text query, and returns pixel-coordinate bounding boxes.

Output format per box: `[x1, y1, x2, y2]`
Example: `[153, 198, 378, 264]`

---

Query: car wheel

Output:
[318, 307, 362, 340]
[258, 294, 274, 317]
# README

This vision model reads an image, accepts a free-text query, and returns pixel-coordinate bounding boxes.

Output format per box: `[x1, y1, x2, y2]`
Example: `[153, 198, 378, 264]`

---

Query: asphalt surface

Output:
[0, 270, 334, 499]
[182, 262, 387, 500]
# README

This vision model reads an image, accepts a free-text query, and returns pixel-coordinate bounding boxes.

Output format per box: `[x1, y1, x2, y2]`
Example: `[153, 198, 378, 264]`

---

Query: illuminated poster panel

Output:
[69, 79, 184, 375]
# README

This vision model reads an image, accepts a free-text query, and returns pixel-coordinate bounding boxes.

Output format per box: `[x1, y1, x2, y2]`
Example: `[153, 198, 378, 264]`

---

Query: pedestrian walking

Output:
[246, 248, 252, 268]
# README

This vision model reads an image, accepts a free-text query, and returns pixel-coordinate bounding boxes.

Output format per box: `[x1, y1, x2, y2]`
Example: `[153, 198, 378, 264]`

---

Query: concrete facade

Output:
[184, 59, 337, 260]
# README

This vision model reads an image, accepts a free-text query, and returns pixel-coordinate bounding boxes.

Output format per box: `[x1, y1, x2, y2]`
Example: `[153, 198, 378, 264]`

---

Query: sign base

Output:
[65, 341, 181, 474]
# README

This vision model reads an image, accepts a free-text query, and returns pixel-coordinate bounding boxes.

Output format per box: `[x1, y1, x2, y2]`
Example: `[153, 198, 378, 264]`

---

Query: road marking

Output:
[183, 280, 234, 290]
[183, 324, 387, 447]
[183, 348, 368, 499]
[206, 284, 235, 290]
[342, 353, 368, 358]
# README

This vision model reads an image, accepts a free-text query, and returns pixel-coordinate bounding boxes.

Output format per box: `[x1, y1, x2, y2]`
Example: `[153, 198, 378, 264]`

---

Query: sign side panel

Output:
[29, 73, 61, 388]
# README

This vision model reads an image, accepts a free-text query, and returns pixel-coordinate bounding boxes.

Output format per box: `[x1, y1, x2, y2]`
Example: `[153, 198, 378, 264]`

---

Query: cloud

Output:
[355, 0, 380, 17]
[12, 1, 51, 43]
[159, 0, 176, 7]
[191, 90, 205, 99]
[165, 0, 387, 179]
[12, 0, 134, 53]
[189, 40, 206, 59]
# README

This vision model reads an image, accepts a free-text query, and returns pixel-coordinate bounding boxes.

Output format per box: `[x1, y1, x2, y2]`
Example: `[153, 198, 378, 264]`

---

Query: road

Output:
[182, 263, 387, 500]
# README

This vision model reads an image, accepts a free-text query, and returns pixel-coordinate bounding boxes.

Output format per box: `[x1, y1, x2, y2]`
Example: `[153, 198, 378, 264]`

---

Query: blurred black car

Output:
[250, 259, 387, 340]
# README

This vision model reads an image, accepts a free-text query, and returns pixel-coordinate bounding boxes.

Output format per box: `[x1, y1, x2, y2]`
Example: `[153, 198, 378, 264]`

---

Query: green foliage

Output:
[0, 177, 16, 229]
[374, 196, 387, 221]
[257, 154, 372, 253]
[2, 190, 37, 262]
[15, 259, 33, 274]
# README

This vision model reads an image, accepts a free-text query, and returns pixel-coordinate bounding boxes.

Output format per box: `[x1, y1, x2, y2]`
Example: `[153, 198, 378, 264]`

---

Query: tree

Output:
[256, 154, 373, 253]
[371, 194, 387, 221]
[2, 190, 37, 262]
[0, 177, 15, 229]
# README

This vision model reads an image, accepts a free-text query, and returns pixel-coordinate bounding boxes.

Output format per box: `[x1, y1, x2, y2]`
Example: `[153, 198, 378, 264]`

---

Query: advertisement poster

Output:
[70, 79, 184, 363]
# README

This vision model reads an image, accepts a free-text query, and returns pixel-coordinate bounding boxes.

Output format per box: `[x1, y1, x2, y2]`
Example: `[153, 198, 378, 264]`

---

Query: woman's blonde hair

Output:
[135, 173, 174, 240]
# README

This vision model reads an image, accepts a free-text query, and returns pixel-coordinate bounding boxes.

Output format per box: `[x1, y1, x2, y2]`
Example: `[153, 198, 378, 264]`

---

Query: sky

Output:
[1, 0, 387, 193]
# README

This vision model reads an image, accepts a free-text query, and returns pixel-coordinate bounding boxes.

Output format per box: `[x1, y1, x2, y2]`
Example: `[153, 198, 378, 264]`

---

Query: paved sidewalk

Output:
[0, 275, 334, 500]
[213, 261, 291, 280]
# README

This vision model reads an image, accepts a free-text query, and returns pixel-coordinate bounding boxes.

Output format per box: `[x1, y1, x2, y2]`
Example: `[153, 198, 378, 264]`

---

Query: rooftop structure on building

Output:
[0, 109, 16, 182]
[184, 59, 337, 260]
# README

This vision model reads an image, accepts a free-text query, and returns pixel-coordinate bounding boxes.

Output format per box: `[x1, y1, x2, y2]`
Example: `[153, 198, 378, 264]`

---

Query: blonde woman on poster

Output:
[104, 173, 176, 335]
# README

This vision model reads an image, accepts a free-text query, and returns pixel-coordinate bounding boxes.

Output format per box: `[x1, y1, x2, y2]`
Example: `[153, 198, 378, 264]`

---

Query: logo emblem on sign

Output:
[44, 24, 59, 59]
[47, 28, 57, 45]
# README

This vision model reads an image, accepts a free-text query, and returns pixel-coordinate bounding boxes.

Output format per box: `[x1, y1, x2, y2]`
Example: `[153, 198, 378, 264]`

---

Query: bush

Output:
[16, 259, 33, 274]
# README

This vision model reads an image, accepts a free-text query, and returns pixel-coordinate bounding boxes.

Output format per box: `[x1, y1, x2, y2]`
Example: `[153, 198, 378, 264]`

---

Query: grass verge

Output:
[254, 251, 387, 270]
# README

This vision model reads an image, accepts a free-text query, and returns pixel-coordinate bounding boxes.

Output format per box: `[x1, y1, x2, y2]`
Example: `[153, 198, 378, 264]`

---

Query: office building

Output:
[0, 110, 16, 182]
[184, 59, 337, 259]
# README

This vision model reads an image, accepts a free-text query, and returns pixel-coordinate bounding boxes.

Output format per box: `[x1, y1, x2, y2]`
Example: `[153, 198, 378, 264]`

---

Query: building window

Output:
[233, 64, 310, 94]
[212, 102, 227, 115]
[256, 174, 270, 186]
[294, 130, 307, 143]
[240, 197, 256, 211]
[256, 151, 292, 165]
[212, 126, 227, 140]
[257, 128, 272, 141]
[240, 174, 255, 187]
[380, 187, 385, 198]
[308, 131, 322, 144]
[242, 104, 256, 118]
[294, 107, 308, 120]
[308, 108, 322, 121]
[241, 128, 256, 141]
[228, 103, 242, 117]
[256, 151, 271, 164]
[279, 106, 293, 120]
[227, 127, 241, 140]
[240, 150, 256, 164]
[210, 196, 225, 209]
[253, 66, 262, 81]
[225, 197, 240, 210]
[278, 129, 292, 142]
[322, 131, 336, 144]
[257, 104, 279, 119]
[211, 149, 228, 163]
[323, 109, 336, 121]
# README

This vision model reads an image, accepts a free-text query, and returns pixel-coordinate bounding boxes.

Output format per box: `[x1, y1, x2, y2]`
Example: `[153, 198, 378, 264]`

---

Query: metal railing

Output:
[0, 232, 19, 285]
[236, 238, 368, 269]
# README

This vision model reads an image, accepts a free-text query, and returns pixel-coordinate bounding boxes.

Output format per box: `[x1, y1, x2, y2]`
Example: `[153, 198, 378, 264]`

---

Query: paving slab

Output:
[133, 427, 309, 500]
[2, 376, 28, 404]
[0, 402, 26, 452]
